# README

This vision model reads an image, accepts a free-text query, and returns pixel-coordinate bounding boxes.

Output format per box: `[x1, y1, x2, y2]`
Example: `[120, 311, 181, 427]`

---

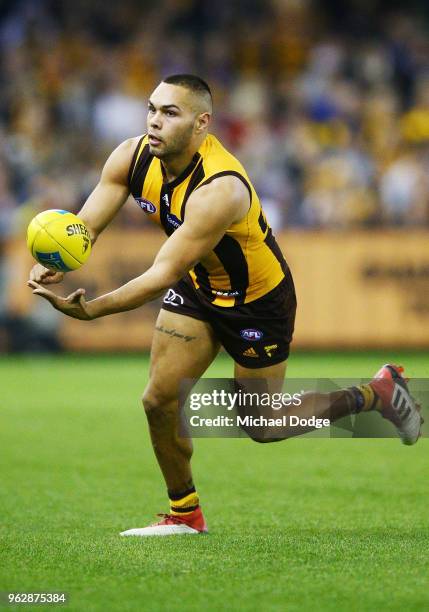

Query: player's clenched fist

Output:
[29, 264, 64, 285]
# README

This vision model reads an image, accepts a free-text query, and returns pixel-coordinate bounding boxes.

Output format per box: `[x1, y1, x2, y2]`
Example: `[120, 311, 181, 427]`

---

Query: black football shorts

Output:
[161, 271, 297, 369]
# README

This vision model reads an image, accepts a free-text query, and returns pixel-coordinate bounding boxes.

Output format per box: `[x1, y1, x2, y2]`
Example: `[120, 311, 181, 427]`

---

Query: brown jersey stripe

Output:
[258, 210, 268, 234]
[159, 183, 174, 236]
[129, 144, 154, 197]
[161, 152, 201, 189]
[213, 235, 249, 304]
[196, 170, 252, 205]
[127, 135, 146, 186]
[264, 228, 287, 274]
[193, 262, 213, 299]
[181, 160, 206, 219]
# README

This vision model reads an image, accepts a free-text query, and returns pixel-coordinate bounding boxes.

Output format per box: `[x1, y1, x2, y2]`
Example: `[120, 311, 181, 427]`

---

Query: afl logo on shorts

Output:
[163, 289, 184, 307]
[135, 197, 157, 214]
[240, 329, 264, 341]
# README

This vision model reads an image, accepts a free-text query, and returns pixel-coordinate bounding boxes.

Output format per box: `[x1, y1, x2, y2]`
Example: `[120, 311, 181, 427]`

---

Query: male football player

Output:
[29, 75, 422, 536]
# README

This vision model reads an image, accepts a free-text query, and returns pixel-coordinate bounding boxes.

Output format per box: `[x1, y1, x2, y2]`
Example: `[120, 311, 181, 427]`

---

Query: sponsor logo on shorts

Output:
[163, 288, 184, 307]
[240, 329, 264, 341]
[264, 344, 278, 357]
[135, 197, 157, 214]
[242, 347, 259, 358]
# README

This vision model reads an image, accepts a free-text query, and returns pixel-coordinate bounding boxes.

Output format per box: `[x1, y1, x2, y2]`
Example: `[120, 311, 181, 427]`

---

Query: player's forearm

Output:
[86, 264, 181, 318]
[77, 215, 99, 246]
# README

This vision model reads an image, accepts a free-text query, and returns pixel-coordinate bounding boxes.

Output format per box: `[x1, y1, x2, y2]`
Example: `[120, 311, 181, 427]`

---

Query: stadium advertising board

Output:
[10, 230, 429, 350]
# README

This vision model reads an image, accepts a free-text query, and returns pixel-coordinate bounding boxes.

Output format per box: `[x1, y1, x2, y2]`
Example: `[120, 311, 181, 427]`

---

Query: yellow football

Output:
[26, 209, 91, 272]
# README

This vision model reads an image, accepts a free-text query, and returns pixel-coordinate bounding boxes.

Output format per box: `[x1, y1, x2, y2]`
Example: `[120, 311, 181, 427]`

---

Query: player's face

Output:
[147, 83, 203, 158]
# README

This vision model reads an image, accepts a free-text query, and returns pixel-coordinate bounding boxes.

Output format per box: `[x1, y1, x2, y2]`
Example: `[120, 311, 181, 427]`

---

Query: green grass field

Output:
[1, 352, 428, 611]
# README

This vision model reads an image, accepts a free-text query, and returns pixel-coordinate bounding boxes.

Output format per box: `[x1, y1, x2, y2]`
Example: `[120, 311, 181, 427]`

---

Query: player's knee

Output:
[141, 386, 175, 419]
[142, 388, 161, 416]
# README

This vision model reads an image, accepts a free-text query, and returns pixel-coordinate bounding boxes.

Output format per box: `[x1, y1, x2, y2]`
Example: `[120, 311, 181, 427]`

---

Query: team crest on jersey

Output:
[135, 197, 157, 214]
[240, 329, 264, 341]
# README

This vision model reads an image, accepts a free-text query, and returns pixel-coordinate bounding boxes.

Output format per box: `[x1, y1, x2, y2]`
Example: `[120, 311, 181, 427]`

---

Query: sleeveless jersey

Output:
[128, 133, 287, 306]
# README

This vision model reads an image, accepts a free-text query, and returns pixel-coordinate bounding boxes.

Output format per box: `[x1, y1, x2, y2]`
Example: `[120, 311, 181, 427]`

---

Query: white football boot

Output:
[120, 507, 208, 537]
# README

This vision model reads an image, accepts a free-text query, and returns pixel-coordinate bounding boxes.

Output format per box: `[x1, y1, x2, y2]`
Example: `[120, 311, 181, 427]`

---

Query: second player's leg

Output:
[143, 308, 220, 492]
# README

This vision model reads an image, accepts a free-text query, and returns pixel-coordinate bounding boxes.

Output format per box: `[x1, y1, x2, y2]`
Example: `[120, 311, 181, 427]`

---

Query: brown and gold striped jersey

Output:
[128, 133, 287, 306]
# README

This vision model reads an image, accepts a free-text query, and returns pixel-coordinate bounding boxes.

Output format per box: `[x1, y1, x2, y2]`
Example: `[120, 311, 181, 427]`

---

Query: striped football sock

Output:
[350, 384, 381, 413]
[169, 486, 199, 516]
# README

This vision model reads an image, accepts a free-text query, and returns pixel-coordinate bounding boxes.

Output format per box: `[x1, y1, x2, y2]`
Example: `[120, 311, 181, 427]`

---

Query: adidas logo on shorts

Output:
[242, 347, 258, 358]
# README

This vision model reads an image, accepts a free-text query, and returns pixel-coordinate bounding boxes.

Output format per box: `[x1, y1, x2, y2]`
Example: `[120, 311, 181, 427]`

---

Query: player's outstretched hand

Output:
[29, 264, 65, 285]
[27, 280, 94, 320]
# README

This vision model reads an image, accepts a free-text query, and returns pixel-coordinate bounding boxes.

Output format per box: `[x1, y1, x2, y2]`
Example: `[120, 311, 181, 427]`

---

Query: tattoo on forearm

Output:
[155, 325, 196, 342]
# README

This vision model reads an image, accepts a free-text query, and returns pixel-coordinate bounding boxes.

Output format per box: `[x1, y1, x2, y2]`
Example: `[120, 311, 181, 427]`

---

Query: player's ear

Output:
[195, 112, 211, 134]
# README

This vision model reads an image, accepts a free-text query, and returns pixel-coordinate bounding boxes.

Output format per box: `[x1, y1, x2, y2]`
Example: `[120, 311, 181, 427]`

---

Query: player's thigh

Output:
[145, 308, 220, 403]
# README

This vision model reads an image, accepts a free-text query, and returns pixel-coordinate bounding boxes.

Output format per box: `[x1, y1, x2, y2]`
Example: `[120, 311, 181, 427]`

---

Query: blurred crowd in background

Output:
[1, 0, 429, 350]
[2, 0, 429, 234]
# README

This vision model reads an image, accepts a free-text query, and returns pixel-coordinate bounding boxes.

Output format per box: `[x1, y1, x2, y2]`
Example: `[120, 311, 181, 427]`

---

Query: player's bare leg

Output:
[234, 362, 422, 443]
[121, 309, 220, 536]
[144, 309, 220, 490]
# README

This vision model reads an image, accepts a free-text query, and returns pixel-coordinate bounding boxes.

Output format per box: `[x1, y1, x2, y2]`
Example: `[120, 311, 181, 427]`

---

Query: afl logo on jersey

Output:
[135, 197, 157, 214]
[240, 329, 264, 341]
